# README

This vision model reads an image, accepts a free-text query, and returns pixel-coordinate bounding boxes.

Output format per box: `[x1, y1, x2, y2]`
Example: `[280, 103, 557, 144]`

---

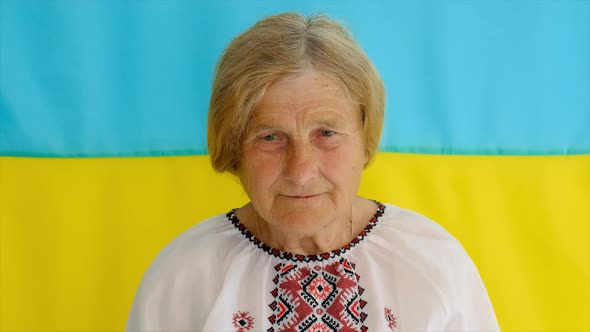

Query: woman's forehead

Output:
[260, 70, 354, 107]
[248, 70, 361, 130]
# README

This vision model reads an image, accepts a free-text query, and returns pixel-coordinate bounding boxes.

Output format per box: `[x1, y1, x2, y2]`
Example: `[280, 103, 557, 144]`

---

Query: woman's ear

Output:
[363, 149, 373, 169]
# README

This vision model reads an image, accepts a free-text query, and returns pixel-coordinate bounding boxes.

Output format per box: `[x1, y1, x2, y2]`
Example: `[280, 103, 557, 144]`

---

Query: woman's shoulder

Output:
[375, 202, 498, 329]
[134, 211, 241, 286]
[373, 202, 489, 296]
[378, 202, 455, 241]
[160, 211, 234, 251]
[127, 210, 244, 330]
[369, 202, 481, 288]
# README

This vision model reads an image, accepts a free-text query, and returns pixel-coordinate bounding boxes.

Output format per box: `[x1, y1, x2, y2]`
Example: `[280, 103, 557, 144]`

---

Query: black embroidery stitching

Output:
[226, 201, 386, 263]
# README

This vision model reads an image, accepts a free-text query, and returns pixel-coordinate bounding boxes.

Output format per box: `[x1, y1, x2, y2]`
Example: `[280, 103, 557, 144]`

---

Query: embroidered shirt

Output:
[126, 202, 500, 331]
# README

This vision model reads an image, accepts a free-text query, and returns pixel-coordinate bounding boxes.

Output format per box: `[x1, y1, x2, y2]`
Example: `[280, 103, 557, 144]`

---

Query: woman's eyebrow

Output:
[246, 119, 286, 133]
[247, 111, 346, 132]
[304, 115, 346, 129]
[312, 118, 341, 128]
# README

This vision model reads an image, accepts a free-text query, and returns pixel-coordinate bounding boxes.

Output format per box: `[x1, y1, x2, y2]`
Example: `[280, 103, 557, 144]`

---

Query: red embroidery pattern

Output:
[384, 306, 398, 331]
[267, 258, 368, 332]
[232, 311, 254, 332]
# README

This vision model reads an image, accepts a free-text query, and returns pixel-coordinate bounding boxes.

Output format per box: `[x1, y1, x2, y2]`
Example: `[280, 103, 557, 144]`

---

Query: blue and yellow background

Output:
[1, 1, 589, 331]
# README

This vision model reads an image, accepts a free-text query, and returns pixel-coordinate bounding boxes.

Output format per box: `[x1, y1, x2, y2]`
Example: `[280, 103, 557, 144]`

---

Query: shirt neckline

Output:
[226, 200, 386, 263]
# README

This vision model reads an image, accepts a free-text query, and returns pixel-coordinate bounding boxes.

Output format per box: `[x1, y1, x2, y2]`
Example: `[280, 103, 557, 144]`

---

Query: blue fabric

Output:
[1, 0, 588, 157]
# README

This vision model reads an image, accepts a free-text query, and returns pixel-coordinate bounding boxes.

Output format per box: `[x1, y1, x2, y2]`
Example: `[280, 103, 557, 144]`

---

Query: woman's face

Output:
[237, 70, 367, 234]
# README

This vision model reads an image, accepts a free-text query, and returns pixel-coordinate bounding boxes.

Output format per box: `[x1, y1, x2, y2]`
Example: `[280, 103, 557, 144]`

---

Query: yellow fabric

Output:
[1, 153, 588, 331]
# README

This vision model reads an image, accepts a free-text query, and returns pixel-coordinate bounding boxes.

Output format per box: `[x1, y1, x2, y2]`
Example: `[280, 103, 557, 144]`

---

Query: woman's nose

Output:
[282, 141, 319, 185]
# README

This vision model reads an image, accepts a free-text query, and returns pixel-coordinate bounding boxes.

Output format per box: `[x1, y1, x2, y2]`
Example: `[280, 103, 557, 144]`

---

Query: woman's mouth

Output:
[283, 194, 320, 199]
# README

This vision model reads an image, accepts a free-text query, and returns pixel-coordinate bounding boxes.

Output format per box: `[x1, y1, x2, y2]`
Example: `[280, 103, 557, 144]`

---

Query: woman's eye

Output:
[261, 134, 278, 141]
[320, 130, 336, 137]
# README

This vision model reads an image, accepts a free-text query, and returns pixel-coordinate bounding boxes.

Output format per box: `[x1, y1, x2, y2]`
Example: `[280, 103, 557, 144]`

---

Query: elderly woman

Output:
[127, 13, 499, 332]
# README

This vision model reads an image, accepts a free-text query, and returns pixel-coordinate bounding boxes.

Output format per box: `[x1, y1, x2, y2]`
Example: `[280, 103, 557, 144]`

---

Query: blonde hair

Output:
[208, 12, 385, 173]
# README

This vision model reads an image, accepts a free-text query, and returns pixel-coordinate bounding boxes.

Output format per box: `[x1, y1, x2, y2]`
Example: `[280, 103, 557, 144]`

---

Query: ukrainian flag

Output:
[1, 1, 588, 331]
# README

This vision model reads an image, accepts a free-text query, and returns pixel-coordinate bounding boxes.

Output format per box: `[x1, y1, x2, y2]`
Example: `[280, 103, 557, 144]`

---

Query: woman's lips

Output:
[283, 194, 320, 199]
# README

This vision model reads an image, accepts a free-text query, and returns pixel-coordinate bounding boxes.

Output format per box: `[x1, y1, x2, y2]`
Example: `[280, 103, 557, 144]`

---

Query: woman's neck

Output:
[257, 212, 353, 255]
[237, 196, 377, 256]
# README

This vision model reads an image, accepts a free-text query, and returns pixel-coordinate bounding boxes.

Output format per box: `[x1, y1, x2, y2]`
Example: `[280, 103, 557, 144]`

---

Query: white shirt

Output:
[126, 202, 500, 332]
